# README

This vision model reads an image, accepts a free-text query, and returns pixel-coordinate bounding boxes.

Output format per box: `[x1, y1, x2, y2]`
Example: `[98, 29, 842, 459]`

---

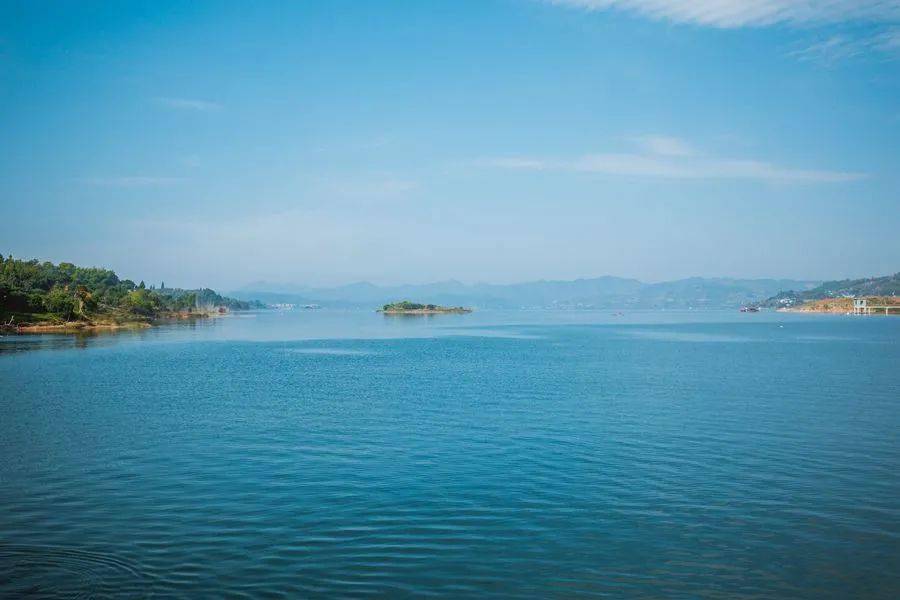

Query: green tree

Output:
[119, 289, 160, 316]
[44, 286, 77, 320]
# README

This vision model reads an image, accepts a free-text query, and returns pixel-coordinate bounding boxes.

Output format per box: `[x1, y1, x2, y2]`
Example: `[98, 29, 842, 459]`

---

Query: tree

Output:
[120, 289, 160, 316]
[57, 262, 76, 284]
[43, 286, 77, 320]
[74, 286, 97, 316]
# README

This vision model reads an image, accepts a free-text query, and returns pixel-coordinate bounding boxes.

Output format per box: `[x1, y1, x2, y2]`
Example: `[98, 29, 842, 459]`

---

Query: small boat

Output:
[740, 306, 760, 313]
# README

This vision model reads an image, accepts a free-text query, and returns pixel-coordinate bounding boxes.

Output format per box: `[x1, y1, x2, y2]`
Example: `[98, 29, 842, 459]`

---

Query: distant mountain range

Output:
[763, 273, 900, 307]
[230, 276, 822, 309]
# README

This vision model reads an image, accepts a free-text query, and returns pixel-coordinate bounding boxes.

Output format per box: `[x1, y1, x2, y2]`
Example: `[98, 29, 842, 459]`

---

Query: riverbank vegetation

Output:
[1, 255, 261, 331]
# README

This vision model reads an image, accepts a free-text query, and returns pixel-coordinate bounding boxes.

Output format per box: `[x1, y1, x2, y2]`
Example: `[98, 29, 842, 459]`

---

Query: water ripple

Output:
[0, 544, 149, 598]
[1, 313, 898, 598]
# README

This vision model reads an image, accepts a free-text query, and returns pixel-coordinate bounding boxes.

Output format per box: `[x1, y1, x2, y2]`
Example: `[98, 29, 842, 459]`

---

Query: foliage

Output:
[156, 287, 262, 310]
[0, 254, 260, 324]
[381, 300, 465, 312]
[43, 286, 78, 320]
[383, 301, 427, 311]
[119, 289, 162, 316]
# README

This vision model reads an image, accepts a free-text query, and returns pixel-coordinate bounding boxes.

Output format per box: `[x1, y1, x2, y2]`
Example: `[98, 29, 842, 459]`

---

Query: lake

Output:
[1, 309, 898, 598]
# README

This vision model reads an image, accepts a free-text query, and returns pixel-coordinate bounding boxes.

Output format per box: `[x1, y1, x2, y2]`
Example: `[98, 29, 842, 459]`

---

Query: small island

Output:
[378, 301, 472, 315]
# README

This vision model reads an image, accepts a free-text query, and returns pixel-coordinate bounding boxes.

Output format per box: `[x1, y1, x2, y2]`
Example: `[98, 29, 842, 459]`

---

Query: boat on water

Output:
[740, 306, 760, 313]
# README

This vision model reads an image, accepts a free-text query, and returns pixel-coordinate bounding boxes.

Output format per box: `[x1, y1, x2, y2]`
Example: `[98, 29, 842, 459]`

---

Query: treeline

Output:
[155, 287, 263, 311]
[0, 255, 259, 324]
[382, 301, 436, 311]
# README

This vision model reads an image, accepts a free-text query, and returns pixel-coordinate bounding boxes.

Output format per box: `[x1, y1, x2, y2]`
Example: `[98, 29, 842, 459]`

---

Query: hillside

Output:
[763, 273, 900, 308]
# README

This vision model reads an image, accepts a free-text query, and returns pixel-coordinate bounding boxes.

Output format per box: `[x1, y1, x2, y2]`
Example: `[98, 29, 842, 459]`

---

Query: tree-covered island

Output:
[1, 255, 263, 332]
[378, 301, 472, 314]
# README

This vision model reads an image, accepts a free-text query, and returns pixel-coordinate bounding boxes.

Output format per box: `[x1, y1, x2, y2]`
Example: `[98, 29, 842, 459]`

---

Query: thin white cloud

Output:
[544, 1, 900, 28]
[791, 35, 869, 63]
[480, 136, 865, 183]
[881, 26, 900, 48]
[80, 176, 184, 187]
[154, 97, 222, 111]
[791, 27, 900, 63]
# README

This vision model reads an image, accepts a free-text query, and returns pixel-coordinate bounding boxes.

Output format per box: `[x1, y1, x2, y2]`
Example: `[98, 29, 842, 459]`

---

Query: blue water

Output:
[1, 310, 898, 598]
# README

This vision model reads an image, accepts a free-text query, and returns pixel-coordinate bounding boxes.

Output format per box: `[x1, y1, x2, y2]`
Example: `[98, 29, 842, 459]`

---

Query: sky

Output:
[1, 0, 898, 290]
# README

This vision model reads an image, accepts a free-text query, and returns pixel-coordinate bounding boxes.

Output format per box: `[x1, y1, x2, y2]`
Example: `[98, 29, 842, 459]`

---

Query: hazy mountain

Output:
[232, 276, 820, 309]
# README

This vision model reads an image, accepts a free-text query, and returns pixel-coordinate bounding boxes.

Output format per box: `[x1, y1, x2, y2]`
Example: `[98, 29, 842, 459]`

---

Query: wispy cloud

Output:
[544, 1, 900, 28]
[80, 176, 184, 187]
[791, 27, 900, 63]
[154, 97, 222, 112]
[480, 136, 865, 183]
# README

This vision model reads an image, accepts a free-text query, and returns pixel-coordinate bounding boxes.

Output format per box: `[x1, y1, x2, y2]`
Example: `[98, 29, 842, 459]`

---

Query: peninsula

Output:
[1, 255, 262, 333]
[378, 301, 472, 315]
[764, 273, 899, 309]
[780, 296, 900, 315]
[763, 273, 900, 315]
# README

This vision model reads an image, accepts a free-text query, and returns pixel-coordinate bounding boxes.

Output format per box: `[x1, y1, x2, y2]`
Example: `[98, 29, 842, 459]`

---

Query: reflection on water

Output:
[0, 316, 219, 355]
[0, 330, 125, 355]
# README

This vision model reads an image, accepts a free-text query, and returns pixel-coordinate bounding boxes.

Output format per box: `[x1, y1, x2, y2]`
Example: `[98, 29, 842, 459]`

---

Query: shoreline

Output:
[7, 321, 153, 333]
[779, 308, 899, 316]
[3, 311, 218, 334]
[777, 297, 900, 315]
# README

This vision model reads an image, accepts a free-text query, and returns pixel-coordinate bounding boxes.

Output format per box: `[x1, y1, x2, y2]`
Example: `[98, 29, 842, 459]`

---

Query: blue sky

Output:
[1, 0, 898, 289]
